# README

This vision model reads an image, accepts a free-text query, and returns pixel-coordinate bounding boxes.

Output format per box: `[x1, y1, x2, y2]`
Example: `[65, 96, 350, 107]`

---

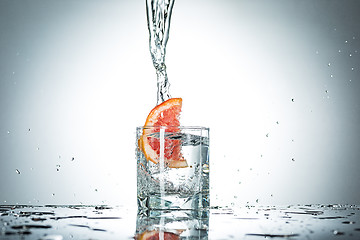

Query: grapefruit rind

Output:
[141, 98, 188, 168]
[135, 230, 180, 240]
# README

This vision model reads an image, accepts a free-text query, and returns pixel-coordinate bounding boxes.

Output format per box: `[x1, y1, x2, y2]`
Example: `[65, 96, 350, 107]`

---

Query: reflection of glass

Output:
[136, 126, 210, 211]
[135, 210, 209, 240]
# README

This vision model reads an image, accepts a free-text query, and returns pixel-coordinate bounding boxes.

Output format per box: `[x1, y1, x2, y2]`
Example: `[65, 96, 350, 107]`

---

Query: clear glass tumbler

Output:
[136, 126, 210, 211]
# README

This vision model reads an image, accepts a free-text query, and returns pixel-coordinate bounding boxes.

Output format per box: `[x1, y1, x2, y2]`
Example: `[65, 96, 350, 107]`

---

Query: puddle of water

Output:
[0, 204, 359, 239]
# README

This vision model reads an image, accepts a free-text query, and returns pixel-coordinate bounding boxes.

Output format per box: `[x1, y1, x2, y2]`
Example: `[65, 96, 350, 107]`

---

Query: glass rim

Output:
[136, 126, 209, 130]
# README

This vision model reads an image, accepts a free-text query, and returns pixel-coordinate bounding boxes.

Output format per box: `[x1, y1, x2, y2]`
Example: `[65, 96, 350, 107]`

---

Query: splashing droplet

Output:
[291, 158, 295, 162]
[291, 98, 295, 102]
[333, 230, 345, 235]
[330, 74, 334, 78]
[328, 62, 331, 66]
[15, 169, 21, 174]
[71, 157, 75, 161]
[342, 221, 356, 224]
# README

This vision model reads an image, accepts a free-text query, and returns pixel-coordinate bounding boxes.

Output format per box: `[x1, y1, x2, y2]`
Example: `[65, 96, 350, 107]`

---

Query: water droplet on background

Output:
[15, 169, 21, 174]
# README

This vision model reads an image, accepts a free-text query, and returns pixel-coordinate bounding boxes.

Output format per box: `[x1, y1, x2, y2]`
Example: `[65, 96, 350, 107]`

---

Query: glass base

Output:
[137, 192, 209, 212]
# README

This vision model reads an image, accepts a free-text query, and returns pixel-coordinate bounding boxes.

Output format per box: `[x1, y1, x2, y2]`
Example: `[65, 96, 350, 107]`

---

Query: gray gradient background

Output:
[0, 0, 359, 206]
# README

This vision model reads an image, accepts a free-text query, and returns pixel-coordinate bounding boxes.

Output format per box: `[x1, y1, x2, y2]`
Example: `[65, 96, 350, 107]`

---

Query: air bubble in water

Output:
[202, 164, 209, 173]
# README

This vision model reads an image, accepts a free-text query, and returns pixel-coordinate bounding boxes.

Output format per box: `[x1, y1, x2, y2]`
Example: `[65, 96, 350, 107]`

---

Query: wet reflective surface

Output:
[0, 204, 359, 239]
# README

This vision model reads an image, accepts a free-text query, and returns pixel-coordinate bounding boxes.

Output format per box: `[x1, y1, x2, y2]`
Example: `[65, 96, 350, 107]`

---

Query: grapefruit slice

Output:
[141, 98, 188, 168]
[135, 230, 180, 240]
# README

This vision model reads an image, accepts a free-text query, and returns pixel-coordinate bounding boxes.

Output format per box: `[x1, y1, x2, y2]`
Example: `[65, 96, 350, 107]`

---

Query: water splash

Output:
[146, 0, 175, 105]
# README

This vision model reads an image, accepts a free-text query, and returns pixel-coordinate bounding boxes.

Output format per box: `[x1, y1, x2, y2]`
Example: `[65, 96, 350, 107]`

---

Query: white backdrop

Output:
[0, 0, 359, 206]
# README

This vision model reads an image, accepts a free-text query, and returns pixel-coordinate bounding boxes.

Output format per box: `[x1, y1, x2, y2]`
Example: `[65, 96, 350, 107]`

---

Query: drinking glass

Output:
[136, 126, 210, 211]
